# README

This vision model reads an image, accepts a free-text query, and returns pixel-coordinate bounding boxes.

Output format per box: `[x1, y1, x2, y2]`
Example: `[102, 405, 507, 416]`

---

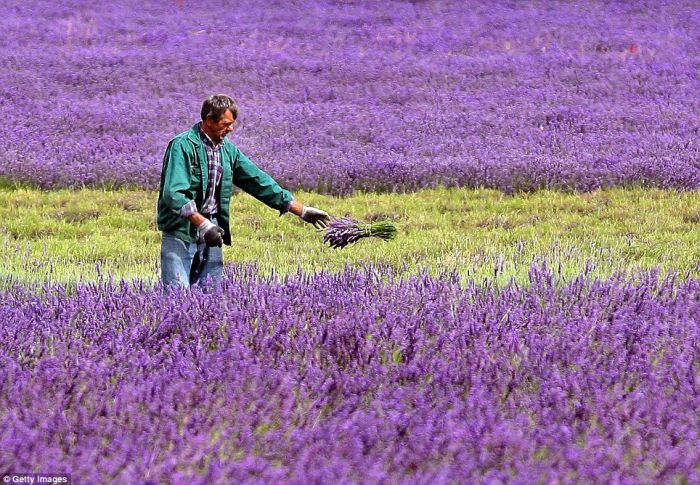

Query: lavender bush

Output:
[0, 0, 697, 193]
[1, 264, 698, 483]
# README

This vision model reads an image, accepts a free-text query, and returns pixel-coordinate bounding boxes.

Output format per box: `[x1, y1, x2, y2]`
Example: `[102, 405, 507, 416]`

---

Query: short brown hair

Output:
[201, 94, 238, 121]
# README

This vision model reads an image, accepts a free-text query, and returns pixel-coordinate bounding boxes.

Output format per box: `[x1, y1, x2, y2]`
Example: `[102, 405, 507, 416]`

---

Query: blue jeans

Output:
[160, 217, 224, 289]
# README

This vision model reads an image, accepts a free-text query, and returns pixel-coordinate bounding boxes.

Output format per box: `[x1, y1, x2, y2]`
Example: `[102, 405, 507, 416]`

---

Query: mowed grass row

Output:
[0, 187, 697, 286]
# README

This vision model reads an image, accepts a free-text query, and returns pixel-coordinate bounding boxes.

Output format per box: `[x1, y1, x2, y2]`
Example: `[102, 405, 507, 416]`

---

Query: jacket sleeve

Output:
[231, 147, 293, 214]
[160, 138, 196, 215]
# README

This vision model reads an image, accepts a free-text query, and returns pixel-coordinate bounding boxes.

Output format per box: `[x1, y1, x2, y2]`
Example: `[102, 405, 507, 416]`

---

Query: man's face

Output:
[203, 109, 235, 144]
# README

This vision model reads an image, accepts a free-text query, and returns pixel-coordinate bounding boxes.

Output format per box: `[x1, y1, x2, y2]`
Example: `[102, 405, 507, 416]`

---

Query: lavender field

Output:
[1, 266, 699, 483]
[0, 0, 698, 193]
[1, 0, 700, 483]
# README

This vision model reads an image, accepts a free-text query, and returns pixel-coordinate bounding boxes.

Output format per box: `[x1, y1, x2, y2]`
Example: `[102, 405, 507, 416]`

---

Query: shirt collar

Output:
[198, 123, 222, 148]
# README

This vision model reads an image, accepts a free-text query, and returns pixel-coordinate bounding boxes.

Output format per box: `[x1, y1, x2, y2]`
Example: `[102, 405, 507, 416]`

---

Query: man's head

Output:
[200, 94, 238, 144]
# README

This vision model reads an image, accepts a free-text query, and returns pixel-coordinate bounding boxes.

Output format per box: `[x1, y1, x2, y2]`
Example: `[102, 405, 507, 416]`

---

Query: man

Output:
[157, 94, 330, 288]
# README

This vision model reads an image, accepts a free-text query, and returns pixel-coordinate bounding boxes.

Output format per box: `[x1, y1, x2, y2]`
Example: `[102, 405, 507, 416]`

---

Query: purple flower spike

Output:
[323, 217, 397, 249]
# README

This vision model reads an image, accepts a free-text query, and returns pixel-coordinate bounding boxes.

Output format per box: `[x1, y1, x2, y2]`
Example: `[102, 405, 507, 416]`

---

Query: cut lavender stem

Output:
[323, 217, 397, 249]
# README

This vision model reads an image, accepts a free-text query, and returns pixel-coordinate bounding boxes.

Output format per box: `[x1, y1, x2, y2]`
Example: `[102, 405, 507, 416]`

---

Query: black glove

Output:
[198, 220, 225, 247]
[203, 226, 225, 247]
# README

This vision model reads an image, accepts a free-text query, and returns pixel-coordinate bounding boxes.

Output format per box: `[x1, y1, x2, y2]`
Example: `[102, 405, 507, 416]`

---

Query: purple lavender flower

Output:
[0, 1, 697, 192]
[323, 217, 397, 249]
[0, 265, 699, 482]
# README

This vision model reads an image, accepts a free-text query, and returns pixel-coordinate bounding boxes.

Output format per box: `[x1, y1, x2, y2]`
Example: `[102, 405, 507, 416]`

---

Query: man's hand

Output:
[198, 219, 225, 247]
[301, 206, 331, 229]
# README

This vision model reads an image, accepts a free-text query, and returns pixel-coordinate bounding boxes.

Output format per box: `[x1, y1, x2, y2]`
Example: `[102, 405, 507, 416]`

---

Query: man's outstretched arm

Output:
[231, 147, 331, 229]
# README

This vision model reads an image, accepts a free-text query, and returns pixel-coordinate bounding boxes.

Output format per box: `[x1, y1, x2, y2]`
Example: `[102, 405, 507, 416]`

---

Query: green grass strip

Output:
[0, 187, 697, 286]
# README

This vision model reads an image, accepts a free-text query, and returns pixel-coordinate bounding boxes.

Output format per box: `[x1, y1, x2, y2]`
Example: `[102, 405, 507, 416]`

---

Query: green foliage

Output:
[0, 187, 697, 286]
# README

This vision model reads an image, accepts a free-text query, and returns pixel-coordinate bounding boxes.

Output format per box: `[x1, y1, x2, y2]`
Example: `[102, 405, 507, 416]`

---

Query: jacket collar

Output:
[186, 122, 234, 150]
[186, 122, 203, 146]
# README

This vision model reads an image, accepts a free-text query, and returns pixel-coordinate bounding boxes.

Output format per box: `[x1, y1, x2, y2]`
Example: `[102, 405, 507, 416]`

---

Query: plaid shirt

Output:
[180, 124, 223, 217]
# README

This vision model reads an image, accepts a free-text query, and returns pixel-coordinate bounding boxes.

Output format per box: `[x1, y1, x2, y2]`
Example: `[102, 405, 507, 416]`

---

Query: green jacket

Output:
[157, 123, 293, 245]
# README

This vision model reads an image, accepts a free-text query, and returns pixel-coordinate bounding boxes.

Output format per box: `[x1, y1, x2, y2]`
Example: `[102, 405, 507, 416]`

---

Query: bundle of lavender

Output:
[323, 217, 397, 249]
